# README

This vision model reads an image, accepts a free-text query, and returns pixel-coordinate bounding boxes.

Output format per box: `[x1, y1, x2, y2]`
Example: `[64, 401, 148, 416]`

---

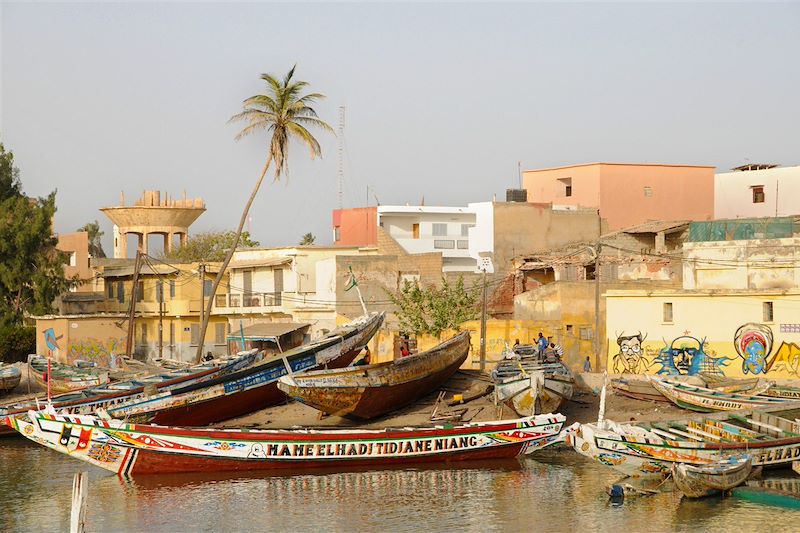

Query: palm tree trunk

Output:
[194, 155, 273, 363]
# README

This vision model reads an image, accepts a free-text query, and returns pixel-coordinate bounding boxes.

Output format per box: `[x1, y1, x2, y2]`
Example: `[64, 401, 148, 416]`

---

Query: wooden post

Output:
[70, 471, 88, 533]
[158, 280, 164, 358]
[199, 263, 205, 356]
[593, 209, 602, 372]
[125, 251, 143, 358]
[479, 269, 487, 372]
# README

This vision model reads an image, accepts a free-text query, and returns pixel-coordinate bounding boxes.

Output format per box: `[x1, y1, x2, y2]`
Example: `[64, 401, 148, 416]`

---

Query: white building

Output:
[715, 164, 800, 219]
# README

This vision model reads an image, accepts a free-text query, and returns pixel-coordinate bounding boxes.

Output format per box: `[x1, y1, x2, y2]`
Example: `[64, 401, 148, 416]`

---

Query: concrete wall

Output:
[36, 316, 128, 367]
[523, 163, 715, 231]
[683, 238, 800, 290]
[57, 232, 94, 291]
[606, 289, 800, 379]
[715, 166, 800, 219]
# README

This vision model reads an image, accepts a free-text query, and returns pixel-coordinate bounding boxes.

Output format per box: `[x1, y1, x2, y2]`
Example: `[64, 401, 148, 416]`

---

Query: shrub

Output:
[0, 325, 36, 363]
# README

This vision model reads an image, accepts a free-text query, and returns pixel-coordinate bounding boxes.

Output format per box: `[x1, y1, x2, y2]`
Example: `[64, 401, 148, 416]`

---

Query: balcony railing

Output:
[214, 292, 283, 308]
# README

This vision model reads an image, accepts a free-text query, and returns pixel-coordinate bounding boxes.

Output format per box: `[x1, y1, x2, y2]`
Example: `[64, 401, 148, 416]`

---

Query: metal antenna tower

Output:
[337, 106, 345, 209]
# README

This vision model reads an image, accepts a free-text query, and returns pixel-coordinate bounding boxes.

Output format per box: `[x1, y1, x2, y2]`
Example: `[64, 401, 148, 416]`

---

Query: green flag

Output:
[345, 266, 358, 291]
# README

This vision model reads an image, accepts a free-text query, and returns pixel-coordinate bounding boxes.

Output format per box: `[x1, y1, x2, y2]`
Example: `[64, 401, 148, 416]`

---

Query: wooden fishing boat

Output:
[277, 331, 470, 420]
[0, 364, 21, 394]
[611, 377, 670, 403]
[101, 313, 384, 426]
[649, 376, 784, 412]
[699, 373, 762, 394]
[566, 402, 800, 478]
[27, 354, 110, 393]
[493, 361, 574, 416]
[732, 478, 800, 509]
[0, 350, 261, 437]
[672, 453, 753, 498]
[6, 409, 566, 476]
[762, 385, 800, 400]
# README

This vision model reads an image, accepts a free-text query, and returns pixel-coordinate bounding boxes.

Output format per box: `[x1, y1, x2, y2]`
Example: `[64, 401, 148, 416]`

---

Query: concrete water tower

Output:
[101, 190, 206, 258]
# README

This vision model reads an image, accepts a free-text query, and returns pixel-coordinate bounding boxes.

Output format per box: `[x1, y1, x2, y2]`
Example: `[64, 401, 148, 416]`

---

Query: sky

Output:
[2, 2, 799, 255]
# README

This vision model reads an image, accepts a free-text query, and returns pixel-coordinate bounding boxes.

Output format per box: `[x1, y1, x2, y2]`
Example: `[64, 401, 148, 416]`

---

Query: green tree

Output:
[195, 66, 333, 362]
[299, 232, 316, 246]
[0, 143, 72, 327]
[387, 276, 479, 338]
[77, 220, 106, 258]
[162, 230, 260, 262]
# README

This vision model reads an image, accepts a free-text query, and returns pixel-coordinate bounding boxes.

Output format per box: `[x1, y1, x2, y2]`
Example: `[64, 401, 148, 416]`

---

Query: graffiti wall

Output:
[37, 317, 128, 368]
[607, 323, 800, 379]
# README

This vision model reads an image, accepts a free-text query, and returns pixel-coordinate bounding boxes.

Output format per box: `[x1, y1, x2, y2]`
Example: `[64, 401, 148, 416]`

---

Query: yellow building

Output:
[605, 289, 800, 379]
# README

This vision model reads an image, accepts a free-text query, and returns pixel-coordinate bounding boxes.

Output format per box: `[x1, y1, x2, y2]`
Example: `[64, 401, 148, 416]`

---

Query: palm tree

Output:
[195, 66, 333, 363]
[299, 232, 316, 246]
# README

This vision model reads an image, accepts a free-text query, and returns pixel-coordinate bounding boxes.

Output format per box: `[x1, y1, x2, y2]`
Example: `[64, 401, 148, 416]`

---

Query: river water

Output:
[1, 439, 798, 532]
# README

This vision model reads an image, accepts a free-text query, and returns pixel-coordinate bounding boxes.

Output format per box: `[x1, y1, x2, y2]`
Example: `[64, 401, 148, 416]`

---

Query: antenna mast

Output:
[337, 106, 345, 210]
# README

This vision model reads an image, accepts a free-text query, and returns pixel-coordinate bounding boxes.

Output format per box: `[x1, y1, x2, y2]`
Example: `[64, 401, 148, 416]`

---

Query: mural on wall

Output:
[43, 328, 63, 352]
[612, 332, 650, 374]
[734, 323, 774, 374]
[653, 335, 732, 376]
[67, 337, 126, 367]
[769, 341, 800, 377]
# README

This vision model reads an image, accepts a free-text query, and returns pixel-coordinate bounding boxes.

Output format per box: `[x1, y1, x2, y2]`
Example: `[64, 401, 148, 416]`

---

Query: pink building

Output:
[522, 162, 715, 231]
[332, 207, 378, 246]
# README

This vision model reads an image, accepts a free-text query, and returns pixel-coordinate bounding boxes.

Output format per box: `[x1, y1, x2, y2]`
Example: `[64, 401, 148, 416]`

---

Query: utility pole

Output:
[480, 268, 488, 372]
[199, 263, 205, 357]
[593, 209, 602, 372]
[125, 251, 143, 358]
[158, 280, 164, 358]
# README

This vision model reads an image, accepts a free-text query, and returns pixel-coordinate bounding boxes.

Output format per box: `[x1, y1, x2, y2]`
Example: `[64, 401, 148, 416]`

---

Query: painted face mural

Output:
[734, 323, 773, 374]
[613, 333, 648, 374]
[654, 336, 731, 376]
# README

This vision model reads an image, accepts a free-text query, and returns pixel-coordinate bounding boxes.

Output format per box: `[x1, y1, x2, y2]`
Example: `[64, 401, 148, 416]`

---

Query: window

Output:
[764, 301, 774, 322]
[215, 294, 227, 307]
[169, 280, 176, 298]
[107, 282, 114, 298]
[190, 324, 199, 346]
[229, 294, 241, 307]
[156, 281, 163, 303]
[333, 226, 341, 242]
[433, 239, 455, 249]
[215, 323, 226, 345]
[432, 223, 447, 236]
[644, 186, 652, 197]
[461, 224, 473, 237]
[566, 324, 573, 334]
[117, 282, 125, 303]
[663, 302, 674, 323]
[412, 223, 420, 239]
[136, 281, 144, 302]
[69, 252, 77, 267]
[579, 326, 593, 340]
[203, 279, 213, 297]
[140, 323, 148, 344]
[457, 240, 469, 249]
[752, 186, 765, 203]
[558, 177, 572, 197]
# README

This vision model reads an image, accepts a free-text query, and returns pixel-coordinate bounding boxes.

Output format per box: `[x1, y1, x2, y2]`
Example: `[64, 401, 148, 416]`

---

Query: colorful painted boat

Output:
[27, 354, 110, 393]
[763, 385, 800, 400]
[611, 377, 670, 403]
[0, 350, 261, 437]
[649, 376, 785, 412]
[277, 331, 470, 420]
[672, 453, 753, 498]
[0, 364, 21, 394]
[7, 409, 566, 476]
[699, 374, 762, 394]
[101, 313, 384, 426]
[567, 402, 800, 478]
[732, 478, 800, 509]
[493, 361, 574, 416]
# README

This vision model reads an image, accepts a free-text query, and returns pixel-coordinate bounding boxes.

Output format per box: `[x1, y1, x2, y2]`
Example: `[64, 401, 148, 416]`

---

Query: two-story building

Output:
[714, 164, 800, 220]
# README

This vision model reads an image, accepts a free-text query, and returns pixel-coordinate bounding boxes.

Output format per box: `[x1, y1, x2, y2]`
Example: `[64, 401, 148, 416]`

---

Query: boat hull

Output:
[105, 313, 383, 426]
[649, 377, 789, 413]
[9, 410, 566, 476]
[278, 332, 470, 420]
[0, 367, 21, 394]
[672, 455, 752, 498]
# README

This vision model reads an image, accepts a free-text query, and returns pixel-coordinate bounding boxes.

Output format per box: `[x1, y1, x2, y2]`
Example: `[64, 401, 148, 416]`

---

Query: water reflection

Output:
[2, 439, 799, 533]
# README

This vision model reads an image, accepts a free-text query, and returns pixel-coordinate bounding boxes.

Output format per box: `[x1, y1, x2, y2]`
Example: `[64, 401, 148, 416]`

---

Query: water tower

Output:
[101, 190, 206, 258]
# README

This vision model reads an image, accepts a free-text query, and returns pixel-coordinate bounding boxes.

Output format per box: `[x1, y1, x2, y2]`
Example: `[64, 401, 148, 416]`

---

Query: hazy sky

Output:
[2, 2, 799, 254]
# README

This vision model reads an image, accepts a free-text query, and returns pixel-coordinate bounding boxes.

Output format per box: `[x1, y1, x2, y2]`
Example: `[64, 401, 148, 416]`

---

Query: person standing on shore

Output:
[583, 356, 592, 372]
[537, 332, 548, 358]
